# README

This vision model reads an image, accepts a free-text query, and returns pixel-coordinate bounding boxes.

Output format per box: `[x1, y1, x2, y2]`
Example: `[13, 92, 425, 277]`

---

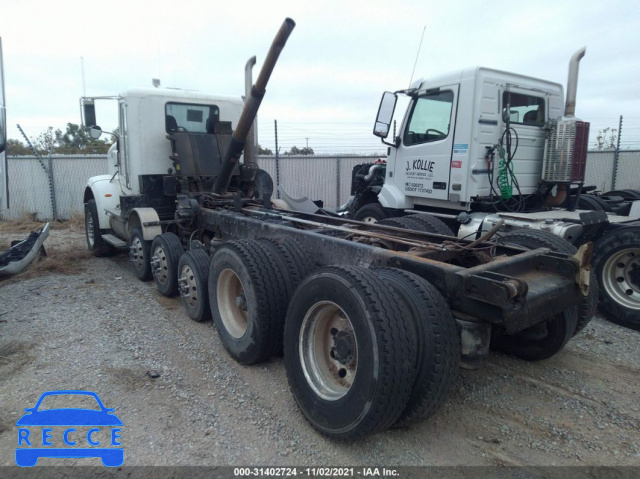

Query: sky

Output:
[1, 0, 639, 155]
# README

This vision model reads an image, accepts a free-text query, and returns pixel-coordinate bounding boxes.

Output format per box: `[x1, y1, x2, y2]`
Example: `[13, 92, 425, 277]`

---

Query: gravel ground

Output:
[0, 225, 639, 468]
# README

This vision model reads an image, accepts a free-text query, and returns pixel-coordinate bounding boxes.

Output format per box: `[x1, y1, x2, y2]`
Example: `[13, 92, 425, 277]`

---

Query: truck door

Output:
[396, 85, 459, 201]
[0, 38, 8, 210]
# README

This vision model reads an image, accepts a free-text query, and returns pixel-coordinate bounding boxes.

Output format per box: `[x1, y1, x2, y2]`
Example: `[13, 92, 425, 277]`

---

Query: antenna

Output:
[408, 26, 426, 89]
[81, 56, 86, 97]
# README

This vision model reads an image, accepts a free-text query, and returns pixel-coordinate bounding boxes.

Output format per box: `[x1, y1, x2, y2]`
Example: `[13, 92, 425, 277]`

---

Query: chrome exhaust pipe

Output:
[564, 47, 586, 117]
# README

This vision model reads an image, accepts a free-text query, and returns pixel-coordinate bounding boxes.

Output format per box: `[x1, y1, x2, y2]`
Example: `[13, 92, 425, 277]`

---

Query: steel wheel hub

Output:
[86, 214, 95, 247]
[151, 245, 168, 284]
[603, 248, 640, 310]
[217, 269, 248, 338]
[179, 265, 199, 308]
[130, 237, 145, 270]
[299, 301, 357, 401]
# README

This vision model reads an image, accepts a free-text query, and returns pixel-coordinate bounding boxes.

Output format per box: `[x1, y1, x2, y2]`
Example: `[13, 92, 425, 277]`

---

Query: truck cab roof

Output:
[412, 66, 563, 98]
[118, 87, 243, 105]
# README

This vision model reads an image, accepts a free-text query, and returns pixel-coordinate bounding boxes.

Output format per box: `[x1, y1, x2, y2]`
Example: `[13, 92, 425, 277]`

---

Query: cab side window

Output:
[502, 92, 545, 126]
[165, 103, 220, 133]
[403, 90, 454, 146]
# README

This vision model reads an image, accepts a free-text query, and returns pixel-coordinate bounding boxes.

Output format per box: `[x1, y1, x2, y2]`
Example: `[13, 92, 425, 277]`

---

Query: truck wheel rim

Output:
[299, 301, 357, 401]
[217, 268, 248, 338]
[130, 237, 145, 270]
[362, 216, 378, 224]
[86, 214, 95, 247]
[152, 245, 168, 284]
[179, 264, 199, 309]
[602, 248, 640, 309]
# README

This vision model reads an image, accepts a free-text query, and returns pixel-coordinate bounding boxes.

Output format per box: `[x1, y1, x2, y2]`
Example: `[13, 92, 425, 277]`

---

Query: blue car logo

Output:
[15, 390, 123, 467]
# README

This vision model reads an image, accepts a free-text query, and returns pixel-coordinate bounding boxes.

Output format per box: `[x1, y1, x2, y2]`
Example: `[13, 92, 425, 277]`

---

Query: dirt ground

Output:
[0, 220, 639, 471]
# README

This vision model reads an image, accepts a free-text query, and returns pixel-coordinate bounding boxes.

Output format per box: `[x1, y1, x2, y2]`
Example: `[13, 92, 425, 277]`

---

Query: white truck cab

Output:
[378, 67, 564, 211]
[82, 88, 244, 232]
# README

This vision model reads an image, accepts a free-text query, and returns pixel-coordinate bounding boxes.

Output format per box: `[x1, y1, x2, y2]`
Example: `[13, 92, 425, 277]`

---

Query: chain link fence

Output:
[0, 155, 108, 220]
[259, 156, 378, 208]
[1, 151, 637, 221]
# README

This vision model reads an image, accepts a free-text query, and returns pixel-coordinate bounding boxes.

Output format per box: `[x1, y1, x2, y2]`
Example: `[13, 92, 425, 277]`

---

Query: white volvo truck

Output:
[348, 48, 640, 331]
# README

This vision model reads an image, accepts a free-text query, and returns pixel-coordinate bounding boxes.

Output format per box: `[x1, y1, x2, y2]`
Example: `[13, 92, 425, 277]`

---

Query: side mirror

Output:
[373, 91, 397, 138]
[82, 99, 97, 127]
[89, 125, 103, 139]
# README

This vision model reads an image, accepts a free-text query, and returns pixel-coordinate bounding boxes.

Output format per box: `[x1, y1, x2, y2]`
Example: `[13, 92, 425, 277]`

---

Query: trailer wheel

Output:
[375, 268, 459, 427]
[209, 240, 288, 364]
[577, 194, 612, 212]
[592, 227, 640, 331]
[404, 213, 454, 236]
[603, 189, 640, 200]
[129, 227, 152, 281]
[491, 307, 578, 361]
[498, 229, 597, 337]
[178, 249, 211, 322]
[84, 199, 115, 257]
[151, 233, 184, 296]
[354, 203, 387, 223]
[284, 266, 416, 439]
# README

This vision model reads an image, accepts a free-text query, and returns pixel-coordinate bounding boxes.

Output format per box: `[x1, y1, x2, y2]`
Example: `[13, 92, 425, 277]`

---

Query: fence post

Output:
[47, 147, 58, 220]
[336, 157, 341, 207]
[612, 114, 623, 189]
[274, 119, 280, 199]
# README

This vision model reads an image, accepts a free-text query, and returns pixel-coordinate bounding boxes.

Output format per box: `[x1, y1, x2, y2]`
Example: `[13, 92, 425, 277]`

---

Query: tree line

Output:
[7, 122, 315, 156]
[6, 123, 114, 155]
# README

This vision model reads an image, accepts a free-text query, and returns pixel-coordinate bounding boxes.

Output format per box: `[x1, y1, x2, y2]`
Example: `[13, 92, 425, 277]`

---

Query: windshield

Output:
[37, 394, 101, 411]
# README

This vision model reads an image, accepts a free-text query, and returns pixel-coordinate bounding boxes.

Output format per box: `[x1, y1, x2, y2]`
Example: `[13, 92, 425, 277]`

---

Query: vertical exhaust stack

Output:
[542, 47, 590, 184]
[564, 47, 586, 117]
[243, 56, 257, 167]
[213, 18, 296, 196]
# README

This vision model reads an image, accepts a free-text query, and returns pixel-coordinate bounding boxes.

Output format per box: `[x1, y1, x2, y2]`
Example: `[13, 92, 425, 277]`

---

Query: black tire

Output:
[577, 194, 612, 212]
[499, 228, 578, 253]
[84, 199, 116, 257]
[284, 266, 417, 439]
[404, 213, 454, 236]
[491, 307, 578, 361]
[178, 249, 212, 322]
[575, 273, 599, 336]
[498, 229, 597, 337]
[377, 216, 423, 230]
[150, 233, 184, 296]
[209, 240, 288, 364]
[129, 227, 152, 281]
[493, 229, 587, 357]
[354, 203, 387, 223]
[375, 268, 459, 427]
[603, 189, 640, 200]
[258, 237, 314, 297]
[592, 227, 640, 331]
[258, 237, 315, 355]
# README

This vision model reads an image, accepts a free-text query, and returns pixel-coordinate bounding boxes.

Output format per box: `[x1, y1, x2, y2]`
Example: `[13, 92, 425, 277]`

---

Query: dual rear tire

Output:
[208, 240, 460, 438]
